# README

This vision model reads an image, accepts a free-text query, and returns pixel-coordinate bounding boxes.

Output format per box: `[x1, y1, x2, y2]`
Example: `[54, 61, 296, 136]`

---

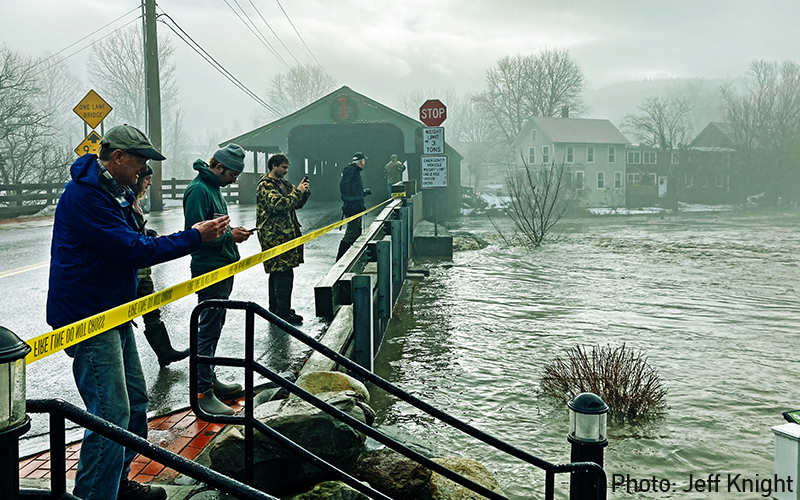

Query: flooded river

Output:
[371, 209, 800, 499]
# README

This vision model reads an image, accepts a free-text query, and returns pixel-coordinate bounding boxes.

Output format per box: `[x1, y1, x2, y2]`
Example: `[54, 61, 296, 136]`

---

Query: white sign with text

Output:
[421, 155, 448, 189]
[422, 127, 445, 155]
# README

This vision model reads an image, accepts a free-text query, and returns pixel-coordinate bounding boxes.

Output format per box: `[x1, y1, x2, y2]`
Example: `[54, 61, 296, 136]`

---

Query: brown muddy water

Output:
[371, 210, 800, 499]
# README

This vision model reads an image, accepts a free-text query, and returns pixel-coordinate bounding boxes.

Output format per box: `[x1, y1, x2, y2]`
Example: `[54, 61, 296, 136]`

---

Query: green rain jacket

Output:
[256, 175, 311, 273]
[183, 159, 240, 273]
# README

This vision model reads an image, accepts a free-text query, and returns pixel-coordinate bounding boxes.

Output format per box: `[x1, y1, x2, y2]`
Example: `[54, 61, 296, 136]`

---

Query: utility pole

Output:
[143, 0, 163, 211]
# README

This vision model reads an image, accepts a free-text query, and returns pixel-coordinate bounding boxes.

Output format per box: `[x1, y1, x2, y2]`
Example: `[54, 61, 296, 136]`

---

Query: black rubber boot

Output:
[144, 323, 189, 368]
[336, 240, 351, 260]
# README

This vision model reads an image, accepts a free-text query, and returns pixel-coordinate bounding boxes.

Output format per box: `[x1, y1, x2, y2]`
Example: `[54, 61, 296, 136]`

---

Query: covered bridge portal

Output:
[223, 86, 462, 218]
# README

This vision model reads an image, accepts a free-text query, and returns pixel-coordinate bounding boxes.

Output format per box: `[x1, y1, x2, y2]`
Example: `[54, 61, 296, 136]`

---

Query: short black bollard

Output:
[568, 392, 609, 500]
[0, 326, 33, 500]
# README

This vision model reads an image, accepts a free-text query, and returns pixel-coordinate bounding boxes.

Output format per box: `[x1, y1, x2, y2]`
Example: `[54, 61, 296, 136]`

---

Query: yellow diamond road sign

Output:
[73, 89, 112, 129]
[75, 130, 103, 157]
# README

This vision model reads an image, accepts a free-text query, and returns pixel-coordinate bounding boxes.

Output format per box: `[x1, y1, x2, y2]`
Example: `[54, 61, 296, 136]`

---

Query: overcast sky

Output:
[3, 0, 799, 150]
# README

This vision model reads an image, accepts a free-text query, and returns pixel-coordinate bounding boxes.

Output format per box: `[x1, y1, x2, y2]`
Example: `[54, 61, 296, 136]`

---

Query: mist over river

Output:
[371, 210, 800, 499]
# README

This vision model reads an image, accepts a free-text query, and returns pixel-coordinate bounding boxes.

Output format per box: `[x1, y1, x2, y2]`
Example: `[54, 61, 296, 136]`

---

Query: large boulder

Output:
[350, 448, 432, 499]
[208, 373, 373, 496]
[287, 481, 371, 500]
[429, 457, 505, 500]
[296, 371, 370, 403]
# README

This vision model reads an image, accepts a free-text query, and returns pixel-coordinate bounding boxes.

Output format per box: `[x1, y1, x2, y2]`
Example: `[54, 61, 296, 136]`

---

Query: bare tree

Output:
[264, 64, 336, 119]
[622, 96, 693, 149]
[721, 59, 800, 203]
[501, 157, 569, 247]
[473, 49, 588, 144]
[0, 47, 73, 186]
[88, 25, 179, 128]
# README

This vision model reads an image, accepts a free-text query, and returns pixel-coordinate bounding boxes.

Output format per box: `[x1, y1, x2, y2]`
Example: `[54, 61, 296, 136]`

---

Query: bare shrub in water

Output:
[541, 343, 667, 421]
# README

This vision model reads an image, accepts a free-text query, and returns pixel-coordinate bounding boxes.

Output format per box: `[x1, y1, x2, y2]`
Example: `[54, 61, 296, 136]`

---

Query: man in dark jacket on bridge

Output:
[337, 151, 371, 260]
[47, 124, 228, 500]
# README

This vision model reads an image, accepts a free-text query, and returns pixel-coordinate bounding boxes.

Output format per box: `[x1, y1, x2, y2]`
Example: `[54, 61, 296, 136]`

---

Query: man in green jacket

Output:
[183, 144, 252, 415]
[256, 154, 310, 325]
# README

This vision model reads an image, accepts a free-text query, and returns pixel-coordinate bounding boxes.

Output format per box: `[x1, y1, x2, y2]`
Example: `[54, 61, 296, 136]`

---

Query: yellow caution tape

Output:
[26, 199, 391, 364]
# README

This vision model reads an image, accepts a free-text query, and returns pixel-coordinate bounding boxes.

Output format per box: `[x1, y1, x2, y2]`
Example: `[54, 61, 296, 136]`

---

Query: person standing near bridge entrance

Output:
[183, 144, 252, 416]
[337, 152, 371, 260]
[256, 153, 311, 325]
[47, 124, 228, 500]
[384, 153, 405, 198]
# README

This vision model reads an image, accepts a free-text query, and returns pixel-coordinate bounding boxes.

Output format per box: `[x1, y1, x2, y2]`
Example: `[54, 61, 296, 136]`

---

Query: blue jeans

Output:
[192, 271, 234, 393]
[69, 323, 148, 500]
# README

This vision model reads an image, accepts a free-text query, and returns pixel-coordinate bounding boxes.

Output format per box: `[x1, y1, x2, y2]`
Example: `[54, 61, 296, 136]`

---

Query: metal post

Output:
[244, 310, 255, 486]
[0, 420, 29, 500]
[50, 412, 67, 497]
[568, 393, 608, 500]
[390, 220, 402, 303]
[144, 0, 163, 212]
[399, 207, 409, 281]
[374, 240, 391, 351]
[352, 275, 373, 371]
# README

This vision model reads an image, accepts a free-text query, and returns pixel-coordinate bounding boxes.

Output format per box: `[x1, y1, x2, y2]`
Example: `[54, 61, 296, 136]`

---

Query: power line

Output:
[223, 0, 290, 70]
[157, 12, 278, 114]
[246, 0, 302, 67]
[273, 0, 330, 79]
[29, 6, 141, 72]
[30, 14, 143, 79]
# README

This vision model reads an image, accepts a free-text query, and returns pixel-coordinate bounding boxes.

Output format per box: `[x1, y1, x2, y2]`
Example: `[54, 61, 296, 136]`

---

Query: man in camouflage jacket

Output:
[256, 154, 310, 324]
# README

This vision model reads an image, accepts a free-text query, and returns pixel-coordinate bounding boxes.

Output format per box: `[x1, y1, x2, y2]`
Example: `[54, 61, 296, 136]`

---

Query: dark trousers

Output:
[342, 216, 363, 245]
[136, 273, 161, 328]
[268, 268, 294, 315]
[192, 270, 234, 393]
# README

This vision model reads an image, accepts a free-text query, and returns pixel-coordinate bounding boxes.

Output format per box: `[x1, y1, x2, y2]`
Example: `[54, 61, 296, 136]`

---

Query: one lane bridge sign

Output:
[73, 89, 112, 129]
[421, 155, 448, 189]
[74, 130, 103, 156]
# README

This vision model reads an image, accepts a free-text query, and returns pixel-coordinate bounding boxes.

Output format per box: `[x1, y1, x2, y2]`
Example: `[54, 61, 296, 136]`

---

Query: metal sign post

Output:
[73, 90, 113, 157]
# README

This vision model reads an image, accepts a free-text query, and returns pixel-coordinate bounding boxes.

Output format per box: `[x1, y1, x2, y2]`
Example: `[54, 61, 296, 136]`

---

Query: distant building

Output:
[624, 144, 679, 208]
[681, 122, 740, 205]
[511, 116, 630, 208]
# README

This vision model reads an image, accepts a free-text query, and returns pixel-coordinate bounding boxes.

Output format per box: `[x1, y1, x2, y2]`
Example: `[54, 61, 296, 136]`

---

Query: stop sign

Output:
[419, 99, 447, 127]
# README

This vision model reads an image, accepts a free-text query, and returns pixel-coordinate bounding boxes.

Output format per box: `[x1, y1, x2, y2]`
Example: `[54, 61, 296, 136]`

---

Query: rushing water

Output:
[370, 210, 800, 499]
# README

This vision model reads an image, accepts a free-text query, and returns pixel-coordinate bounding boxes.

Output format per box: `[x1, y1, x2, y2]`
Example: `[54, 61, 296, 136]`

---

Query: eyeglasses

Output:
[124, 151, 150, 167]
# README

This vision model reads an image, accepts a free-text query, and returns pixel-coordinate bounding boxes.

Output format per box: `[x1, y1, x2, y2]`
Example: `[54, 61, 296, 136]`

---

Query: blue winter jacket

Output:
[46, 154, 202, 330]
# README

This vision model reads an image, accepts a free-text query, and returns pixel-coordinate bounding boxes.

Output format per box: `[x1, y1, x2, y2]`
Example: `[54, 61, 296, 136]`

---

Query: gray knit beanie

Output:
[214, 144, 245, 173]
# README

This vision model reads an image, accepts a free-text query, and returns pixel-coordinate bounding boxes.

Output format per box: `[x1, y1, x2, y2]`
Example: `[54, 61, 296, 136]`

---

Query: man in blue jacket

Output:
[183, 144, 252, 415]
[336, 152, 371, 260]
[47, 125, 228, 500]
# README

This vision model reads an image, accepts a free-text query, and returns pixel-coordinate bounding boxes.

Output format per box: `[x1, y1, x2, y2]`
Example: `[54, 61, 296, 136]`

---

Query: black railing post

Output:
[49, 412, 67, 497]
[390, 219, 403, 303]
[244, 309, 255, 487]
[352, 275, 373, 371]
[399, 207, 409, 280]
[374, 239, 391, 350]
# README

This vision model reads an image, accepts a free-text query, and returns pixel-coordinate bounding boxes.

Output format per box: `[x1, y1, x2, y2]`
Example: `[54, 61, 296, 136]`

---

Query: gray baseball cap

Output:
[101, 124, 166, 161]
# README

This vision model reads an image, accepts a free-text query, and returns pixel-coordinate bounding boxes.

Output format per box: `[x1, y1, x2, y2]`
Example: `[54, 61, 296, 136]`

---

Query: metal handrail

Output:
[23, 398, 277, 500]
[192, 300, 607, 500]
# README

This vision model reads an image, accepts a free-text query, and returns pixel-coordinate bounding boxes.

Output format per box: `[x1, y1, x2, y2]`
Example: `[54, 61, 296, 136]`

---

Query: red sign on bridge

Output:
[419, 99, 447, 127]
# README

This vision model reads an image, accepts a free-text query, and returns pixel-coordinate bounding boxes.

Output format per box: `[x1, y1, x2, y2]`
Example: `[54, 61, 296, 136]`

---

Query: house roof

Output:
[512, 117, 630, 147]
[690, 122, 735, 149]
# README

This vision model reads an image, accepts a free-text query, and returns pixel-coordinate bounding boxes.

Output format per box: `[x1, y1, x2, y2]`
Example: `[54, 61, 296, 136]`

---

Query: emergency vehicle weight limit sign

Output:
[421, 155, 448, 189]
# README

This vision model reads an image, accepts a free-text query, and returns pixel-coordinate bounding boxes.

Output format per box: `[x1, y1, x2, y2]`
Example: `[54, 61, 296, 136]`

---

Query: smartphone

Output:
[301, 175, 309, 183]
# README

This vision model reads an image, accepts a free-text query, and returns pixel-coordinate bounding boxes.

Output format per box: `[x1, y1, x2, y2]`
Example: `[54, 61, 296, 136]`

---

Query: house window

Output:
[597, 171, 605, 189]
[647, 173, 657, 185]
[566, 145, 574, 163]
[531, 129, 537, 141]
[672, 152, 680, 164]
[574, 171, 584, 189]
[685, 173, 693, 187]
[608, 146, 616, 163]
[614, 171, 622, 188]
[715, 175, 724, 187]
[587, 146, 595, 163]
[627, 151, 641, 164]
[643, 151, 657, 164]
[528, 147, 536, 164]
[542, 145, 550, 164]
[627, 172, 641, 184]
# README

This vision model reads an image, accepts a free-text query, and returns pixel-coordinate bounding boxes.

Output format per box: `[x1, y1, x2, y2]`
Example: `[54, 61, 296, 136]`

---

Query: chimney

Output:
[561, 106, 569, 118]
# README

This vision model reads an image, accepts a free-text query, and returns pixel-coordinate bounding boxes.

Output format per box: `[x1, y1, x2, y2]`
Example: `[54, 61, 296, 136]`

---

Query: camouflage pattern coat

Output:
[256, 175, 311, 273]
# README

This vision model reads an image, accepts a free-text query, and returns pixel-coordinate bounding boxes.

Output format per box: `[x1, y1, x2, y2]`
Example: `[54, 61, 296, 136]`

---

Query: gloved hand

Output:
[146, 229, 158, 238]
[363, 188, 372, 196]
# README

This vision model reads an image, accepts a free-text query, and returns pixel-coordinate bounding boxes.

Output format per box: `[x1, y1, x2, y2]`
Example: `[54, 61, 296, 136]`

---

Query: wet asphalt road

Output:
[0, 199, 356, 449]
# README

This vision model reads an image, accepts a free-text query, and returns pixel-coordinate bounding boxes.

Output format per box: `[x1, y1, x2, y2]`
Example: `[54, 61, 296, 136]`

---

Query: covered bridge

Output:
[222, 86, 462, 218]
